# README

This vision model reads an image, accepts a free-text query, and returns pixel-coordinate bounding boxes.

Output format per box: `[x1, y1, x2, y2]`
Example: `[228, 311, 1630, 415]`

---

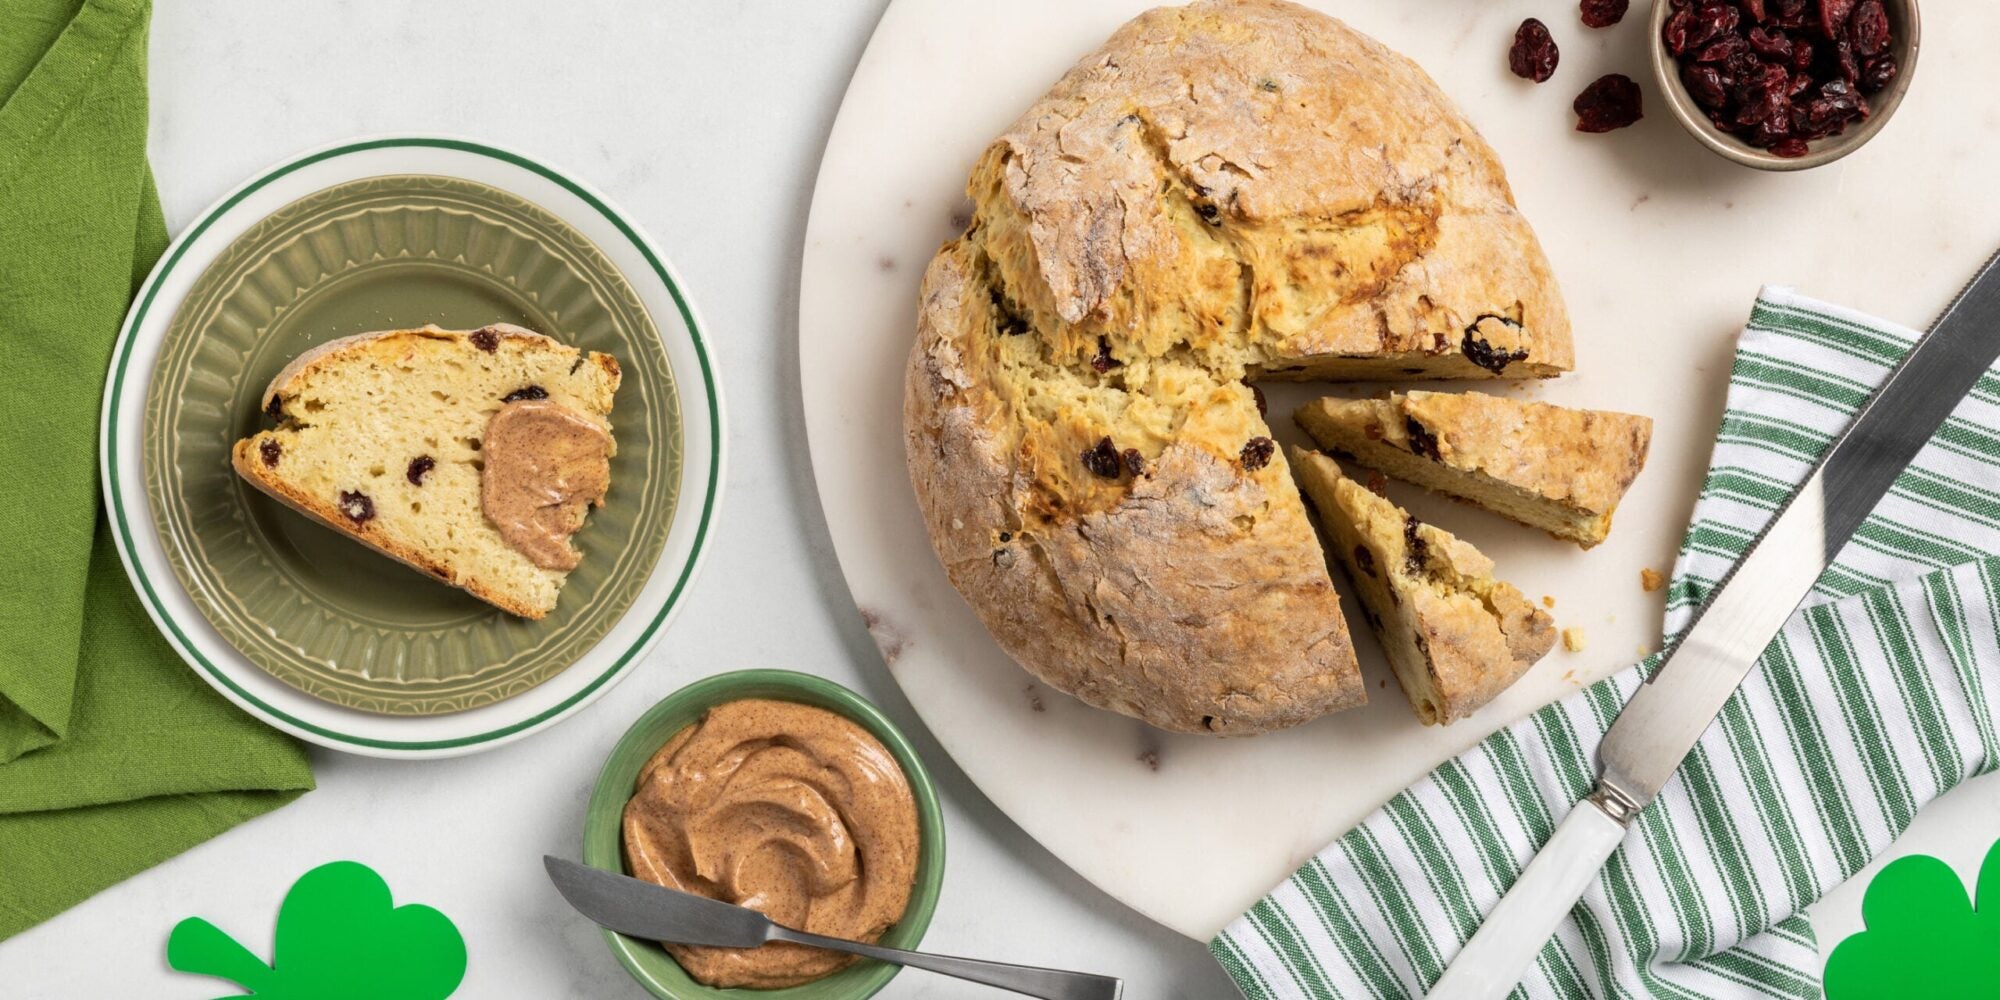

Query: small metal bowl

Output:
[1650, 0, 1920, 170]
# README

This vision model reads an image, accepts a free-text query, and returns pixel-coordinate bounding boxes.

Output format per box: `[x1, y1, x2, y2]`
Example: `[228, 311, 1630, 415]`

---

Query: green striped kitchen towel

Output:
[1213, 286, 2000, 999]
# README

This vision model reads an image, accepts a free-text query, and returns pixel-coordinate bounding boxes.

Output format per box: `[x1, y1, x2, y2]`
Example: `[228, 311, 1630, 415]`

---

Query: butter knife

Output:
[1428, 257, 2000, 1000]
[543, 856, 1123, 999]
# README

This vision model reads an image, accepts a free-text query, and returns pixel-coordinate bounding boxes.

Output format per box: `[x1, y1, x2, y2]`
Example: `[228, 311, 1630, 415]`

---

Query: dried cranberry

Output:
[1746, 26, 1793, 61]
[1574, 73, 1644, 133]
[1353, 544, 1378, 578]
[1405, 418, 1442, 461]
[1683, 64, 1729, 108]
[1082, 437, 1122, 479]
[1768, 136, 1812, 157]
[406, 455, 436, 485]
[258, 440, 281, 468]
[1817, 0, 1855, 39]
[1463, 320, 1532, 372]
[468, 327, 500, 353]
[1662, 5, 1696, 55]
[1689, 2, 1740, 48]
[1122, 448, 1147, 478]
[1509, 18, 1559, 83]
[337, 490, 375, 524]
[1789, 36, 1815, 71]
[1832, 39, 1861, 83]
[264, 395, 284, 420]
[1240, 437, 1275, 471]
[1696, 35, 1749, 64]
[1580, 0, 1627, 29]
[501, 385, 548, 403]
[1090, 337, 1122, 374]
[1859, 54, 1898, 93]
[1741, 0, 1768, 20]
[1403, 517, 1429, 573]
[1848, 0, 1889, 55]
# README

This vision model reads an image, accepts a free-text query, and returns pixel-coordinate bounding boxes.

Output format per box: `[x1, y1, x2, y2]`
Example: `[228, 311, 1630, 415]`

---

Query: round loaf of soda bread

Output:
[903, 0, 1569, 734]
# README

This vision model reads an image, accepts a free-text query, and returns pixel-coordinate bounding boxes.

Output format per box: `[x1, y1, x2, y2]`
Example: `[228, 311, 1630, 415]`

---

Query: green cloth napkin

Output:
[0, 0, 313, 941]
[1214, 288, 2000, 998]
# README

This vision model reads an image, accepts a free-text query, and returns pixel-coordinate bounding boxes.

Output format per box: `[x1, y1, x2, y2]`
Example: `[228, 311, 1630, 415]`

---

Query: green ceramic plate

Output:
[143, 172, 679, 715]
[583, 671, 947, 1000]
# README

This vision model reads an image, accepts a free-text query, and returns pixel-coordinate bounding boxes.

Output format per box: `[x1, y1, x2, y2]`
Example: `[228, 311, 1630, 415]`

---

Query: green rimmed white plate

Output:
[101, 137, 725, 757]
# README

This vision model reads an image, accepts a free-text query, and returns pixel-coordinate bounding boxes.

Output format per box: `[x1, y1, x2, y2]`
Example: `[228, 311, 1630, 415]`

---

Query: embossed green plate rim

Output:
[99, 136, 725, 757]
[582, 671, 946, 1000]
[145, 172, 679, 714]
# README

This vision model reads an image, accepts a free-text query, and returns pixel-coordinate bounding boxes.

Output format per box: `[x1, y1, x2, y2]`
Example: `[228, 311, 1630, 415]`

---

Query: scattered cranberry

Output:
[501, 385, 548, 403]
[1574, 73, 1644, 132]
[1353, 544, 1378, 578]
[337, 490, 376, 524]
[406, 455, 436, 485]
[264, 395, 284, 420]
[468, 327, 500, 353]
[1082, 437, 1122, 479]
[1509, 18, 1560, 82]
[1581, 0, 1628, 28]
[1240, 437, 1275, 471]
[1121, 448, 1147, 478]
[258, 440, 281, 468]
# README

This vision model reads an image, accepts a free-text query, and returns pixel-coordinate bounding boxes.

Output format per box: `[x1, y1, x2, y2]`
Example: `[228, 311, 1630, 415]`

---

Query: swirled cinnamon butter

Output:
[480, 398, 611, 571]
[621, 698, 921, 989]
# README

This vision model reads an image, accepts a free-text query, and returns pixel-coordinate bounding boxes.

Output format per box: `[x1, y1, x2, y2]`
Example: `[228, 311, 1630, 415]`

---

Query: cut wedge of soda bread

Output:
[1295, 391, 1651, 549]
[231, 324, 621, 619]
[1290, 447, 1555, 724]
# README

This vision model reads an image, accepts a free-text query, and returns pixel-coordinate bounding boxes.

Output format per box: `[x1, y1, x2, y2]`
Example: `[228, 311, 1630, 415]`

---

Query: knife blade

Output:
[1428, 255, 2000, 1000]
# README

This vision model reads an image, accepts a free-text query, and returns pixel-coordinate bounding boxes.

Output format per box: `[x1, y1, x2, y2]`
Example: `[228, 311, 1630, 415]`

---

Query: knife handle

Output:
[1425, 795, 1630, 1000]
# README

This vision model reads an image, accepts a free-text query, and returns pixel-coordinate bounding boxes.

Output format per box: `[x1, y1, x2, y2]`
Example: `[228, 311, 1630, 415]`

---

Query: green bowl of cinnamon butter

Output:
[583, 670, 946, 999]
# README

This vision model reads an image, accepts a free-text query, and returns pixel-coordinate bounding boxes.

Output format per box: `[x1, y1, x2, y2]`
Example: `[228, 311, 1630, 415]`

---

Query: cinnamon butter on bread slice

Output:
[231, 324, 621, 619]
[1290, 447, 1554, 725]
[1296, 391, 1652, 549]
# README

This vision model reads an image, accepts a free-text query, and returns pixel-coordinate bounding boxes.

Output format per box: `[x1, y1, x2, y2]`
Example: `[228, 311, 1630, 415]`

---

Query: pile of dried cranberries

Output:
[1663, 0, 1896, 157]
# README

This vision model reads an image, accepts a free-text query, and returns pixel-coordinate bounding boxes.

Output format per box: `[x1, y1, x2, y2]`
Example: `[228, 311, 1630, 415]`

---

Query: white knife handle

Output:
[1425, 797, 1630, 1000]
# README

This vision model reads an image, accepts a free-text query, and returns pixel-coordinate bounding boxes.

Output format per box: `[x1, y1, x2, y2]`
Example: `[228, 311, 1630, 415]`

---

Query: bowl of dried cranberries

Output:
[1651, 0, 1919, 169]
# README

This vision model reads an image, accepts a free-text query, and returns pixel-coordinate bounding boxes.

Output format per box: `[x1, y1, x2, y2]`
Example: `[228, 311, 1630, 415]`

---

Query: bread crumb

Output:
[1562, 627, 1588, 652]
[1640, 568, 1665, 592]
[1541, 595, 1556, 609]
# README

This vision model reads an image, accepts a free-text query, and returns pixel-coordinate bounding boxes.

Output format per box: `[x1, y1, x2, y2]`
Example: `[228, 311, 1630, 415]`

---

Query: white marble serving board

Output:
[800, 0, 2000, 941]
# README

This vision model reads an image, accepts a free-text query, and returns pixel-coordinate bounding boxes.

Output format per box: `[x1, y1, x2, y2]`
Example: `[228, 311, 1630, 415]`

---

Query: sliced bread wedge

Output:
[231, 324, 621, 619]
[1290, 447, 1555, 725]
[1295, 391, 1651, 548]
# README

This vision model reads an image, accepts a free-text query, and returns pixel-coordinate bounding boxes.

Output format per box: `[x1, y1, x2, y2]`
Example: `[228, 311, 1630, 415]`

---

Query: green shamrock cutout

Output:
[1824, 838, 2000, 999]
[167, 860, 466, 999]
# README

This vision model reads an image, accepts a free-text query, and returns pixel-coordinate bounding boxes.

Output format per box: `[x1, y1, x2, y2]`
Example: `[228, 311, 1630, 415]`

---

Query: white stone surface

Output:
[1, 2, 1234, 996]
[801, 0, 2000, 961]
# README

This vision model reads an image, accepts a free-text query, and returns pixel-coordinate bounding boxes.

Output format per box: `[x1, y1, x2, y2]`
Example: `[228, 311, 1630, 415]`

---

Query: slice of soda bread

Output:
[1295, 391, 1651, 549]
[231, 324, 621, 619]
[1290, 447, 1554, 725]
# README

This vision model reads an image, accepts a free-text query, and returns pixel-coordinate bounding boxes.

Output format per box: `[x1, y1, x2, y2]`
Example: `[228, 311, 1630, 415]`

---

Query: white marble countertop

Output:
[0, 2, 1234, 996]
[7, 1, 2000, 996]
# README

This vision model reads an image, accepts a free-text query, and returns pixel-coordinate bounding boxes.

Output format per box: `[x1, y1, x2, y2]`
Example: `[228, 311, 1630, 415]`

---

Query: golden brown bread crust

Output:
[1295, 391, 1652, 547]
[1289, 448, 1554, 725]
[907, 245, 1365, 733]
[904, 0, 1570, 733]
[977, 0, 1571, 381]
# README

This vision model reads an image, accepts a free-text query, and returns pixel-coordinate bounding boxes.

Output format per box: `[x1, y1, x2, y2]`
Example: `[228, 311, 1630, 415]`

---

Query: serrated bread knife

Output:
[1427, 257, 2000, 1000]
